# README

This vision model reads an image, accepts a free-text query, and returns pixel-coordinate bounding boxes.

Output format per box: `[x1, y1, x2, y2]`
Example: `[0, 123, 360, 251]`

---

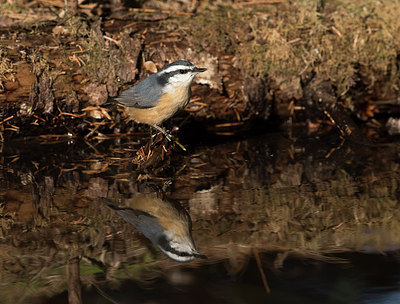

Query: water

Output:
[1, 129, 400, 303]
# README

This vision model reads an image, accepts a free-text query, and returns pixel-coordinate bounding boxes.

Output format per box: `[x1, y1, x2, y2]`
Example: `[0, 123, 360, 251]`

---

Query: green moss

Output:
[0, 4, 26, 13]
[80, 20, 121, 84]
[166, 0, 400, 97]
[64, 16, 90, 38]
[80, 263, 104, 275]
[174, 6, 248, 54]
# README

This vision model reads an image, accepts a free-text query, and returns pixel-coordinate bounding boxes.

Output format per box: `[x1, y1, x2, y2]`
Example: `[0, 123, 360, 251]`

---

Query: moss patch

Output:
[167, 0, 400, 98]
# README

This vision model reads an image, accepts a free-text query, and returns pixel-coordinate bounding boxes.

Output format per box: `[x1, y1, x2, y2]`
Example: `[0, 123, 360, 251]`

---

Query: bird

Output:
[114, 60, 207, 139]
[105, 193, 206, 263]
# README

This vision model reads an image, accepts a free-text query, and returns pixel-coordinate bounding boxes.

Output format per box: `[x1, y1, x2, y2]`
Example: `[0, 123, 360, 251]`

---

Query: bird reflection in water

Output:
[106, 193, 206, 263]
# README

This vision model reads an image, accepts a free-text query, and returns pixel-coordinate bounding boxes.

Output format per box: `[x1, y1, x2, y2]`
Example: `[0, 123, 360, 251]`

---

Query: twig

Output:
[129, 8, 194, 16]
[253, 247, 271, 294]
[104, 36, 121, 47]
[331, 26, 343, 37]
[148, 38, 181, 45]
[91, 281, 119, 304]
[175, 139, 187, 152]
[234, 0, 286, 6]
[36, 0, 64, 8]
[214, 122, 244, 128]
[33, 115, 46, 122]
[324, 110, 346, 137]
[122, 21, 137, 29]
[58, 112, 86, 118]
[190, 100, 208, 107]
[0, 116, 14, 125]
[288, 37, 301, 44]
[85, 124, 101, 139]
[146, 146, 152, 160]
[325, 136, 345, 159]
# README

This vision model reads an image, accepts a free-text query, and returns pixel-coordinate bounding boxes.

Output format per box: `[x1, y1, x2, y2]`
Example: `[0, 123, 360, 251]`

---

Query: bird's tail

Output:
[102, 98, 115, 108]
[103, 199, 121, 210]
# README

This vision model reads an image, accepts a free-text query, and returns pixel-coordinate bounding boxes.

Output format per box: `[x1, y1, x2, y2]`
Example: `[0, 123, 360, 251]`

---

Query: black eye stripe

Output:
[165, 69, 191, 77]
[172, 69, 190, 76]
[157, 68, 193, 84]
[165, 244, 194, 257]
[157, 236, 195, 258]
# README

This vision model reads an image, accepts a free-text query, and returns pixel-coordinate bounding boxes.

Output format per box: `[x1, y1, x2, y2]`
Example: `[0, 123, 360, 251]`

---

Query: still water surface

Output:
[0, 129, 399, 303]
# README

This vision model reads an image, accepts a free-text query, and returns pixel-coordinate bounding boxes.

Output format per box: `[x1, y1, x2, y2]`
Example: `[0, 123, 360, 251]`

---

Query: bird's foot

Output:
[151, 125, 186, 151]
[151, 125, 172, 141]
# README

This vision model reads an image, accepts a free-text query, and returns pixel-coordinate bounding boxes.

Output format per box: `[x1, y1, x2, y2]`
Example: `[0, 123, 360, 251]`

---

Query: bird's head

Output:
[157, 60, 207, 89]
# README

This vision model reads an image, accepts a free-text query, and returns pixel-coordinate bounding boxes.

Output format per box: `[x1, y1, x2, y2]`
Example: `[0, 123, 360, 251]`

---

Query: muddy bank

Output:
[1, 0, 400, 140]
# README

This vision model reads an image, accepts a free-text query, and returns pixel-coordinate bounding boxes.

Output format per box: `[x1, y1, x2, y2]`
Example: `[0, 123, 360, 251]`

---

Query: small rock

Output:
[85, 83, 108, 105]
[386, 117, 400, 135]
[143, 61, 158, 73]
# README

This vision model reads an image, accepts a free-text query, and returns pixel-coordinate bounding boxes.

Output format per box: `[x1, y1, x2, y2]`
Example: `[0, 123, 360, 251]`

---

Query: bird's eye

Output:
[179, 69, 186, 74]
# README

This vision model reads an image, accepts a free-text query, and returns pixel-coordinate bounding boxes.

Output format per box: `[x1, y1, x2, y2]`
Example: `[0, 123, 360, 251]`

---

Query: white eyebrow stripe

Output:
[159, 65, 193, 75]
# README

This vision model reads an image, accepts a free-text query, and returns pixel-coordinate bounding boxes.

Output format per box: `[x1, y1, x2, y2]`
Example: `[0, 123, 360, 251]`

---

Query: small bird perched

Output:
[105, 193, 206, 262]
[115, 60, 207, 139]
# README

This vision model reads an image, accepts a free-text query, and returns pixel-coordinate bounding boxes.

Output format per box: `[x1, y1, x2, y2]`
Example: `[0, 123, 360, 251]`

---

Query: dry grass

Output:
[0, 49, 15, 91]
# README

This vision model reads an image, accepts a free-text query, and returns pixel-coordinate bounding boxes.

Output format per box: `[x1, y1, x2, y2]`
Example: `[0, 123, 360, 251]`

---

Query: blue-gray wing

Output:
[114, 74, 163, 109]
[116, 209, 165, 244]
[105, 199, 165, 245]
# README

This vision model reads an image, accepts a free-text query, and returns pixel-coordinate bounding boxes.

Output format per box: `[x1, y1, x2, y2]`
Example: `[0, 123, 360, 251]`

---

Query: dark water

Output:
[1, 129, 400, 303]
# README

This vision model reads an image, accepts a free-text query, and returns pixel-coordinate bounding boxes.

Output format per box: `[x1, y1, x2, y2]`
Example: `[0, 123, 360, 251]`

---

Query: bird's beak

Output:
[193, 250, 207, 259]
[193, 67, 207, 73]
